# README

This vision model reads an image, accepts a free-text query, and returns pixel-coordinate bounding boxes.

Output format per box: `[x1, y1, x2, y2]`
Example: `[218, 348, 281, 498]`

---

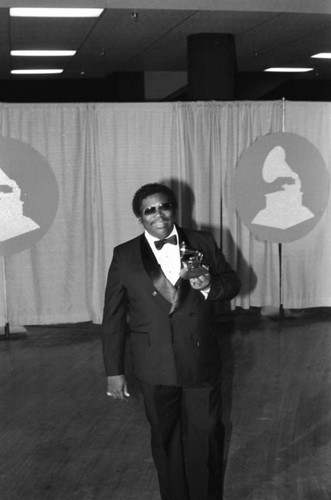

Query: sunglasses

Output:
[141, 202, 173, 216]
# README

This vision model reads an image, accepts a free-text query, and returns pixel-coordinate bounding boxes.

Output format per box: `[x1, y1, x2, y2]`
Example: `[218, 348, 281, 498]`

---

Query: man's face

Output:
[139, 192, 176, 239]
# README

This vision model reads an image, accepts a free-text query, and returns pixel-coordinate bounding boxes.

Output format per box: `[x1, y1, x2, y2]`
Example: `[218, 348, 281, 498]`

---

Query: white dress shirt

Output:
[145, 227, 181, 286]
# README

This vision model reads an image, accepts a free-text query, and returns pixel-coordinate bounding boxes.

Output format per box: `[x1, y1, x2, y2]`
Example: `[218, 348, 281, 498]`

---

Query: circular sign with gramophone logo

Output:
[0, 137, 59, 256]
[233, 132, 329, 243]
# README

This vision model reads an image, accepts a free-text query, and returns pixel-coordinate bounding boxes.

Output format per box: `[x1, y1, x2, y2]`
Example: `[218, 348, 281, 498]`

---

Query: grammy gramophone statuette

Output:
[179, 242, 210, 279]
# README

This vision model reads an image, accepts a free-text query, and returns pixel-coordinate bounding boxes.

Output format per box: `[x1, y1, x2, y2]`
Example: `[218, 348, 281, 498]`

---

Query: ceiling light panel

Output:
[10, 8, 103, 18]
[311, 53, 331, 59]
[11, 50, 76, 57]
[11, 69, 63, 74]
[264, 67, 314, 73]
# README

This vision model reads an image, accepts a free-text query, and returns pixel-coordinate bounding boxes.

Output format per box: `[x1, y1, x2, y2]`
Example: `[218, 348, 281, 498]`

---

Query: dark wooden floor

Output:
[1, 308, 331, 500]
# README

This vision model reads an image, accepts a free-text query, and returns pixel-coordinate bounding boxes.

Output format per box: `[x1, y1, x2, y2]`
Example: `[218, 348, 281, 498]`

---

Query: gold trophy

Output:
[179, 242, 210, 279]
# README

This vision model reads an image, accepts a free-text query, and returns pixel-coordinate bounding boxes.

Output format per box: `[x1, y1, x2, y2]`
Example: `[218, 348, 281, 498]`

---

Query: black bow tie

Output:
[154, 234, 177, 250]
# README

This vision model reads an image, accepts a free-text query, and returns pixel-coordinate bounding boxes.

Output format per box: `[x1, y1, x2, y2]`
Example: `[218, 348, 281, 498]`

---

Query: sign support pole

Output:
[278, 243, 284, 318]
[1, 255, 10, 337]
[278, 97, 286, 318]
[0, 255, 26, 341]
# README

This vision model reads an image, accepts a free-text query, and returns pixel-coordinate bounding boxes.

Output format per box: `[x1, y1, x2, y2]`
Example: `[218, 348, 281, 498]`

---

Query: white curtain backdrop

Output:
[282, 101, 331, 308]
[0, 100, 329, 327]
[2, 104, 93, 325]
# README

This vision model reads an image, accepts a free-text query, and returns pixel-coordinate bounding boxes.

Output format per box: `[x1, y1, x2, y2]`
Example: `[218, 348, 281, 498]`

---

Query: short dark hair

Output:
[132, 183, 178, 217]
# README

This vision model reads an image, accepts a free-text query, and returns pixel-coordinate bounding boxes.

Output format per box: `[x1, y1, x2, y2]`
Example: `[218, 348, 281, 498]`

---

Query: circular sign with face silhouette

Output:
[233, 132, 329, 243]
[0, 137, 59, 256]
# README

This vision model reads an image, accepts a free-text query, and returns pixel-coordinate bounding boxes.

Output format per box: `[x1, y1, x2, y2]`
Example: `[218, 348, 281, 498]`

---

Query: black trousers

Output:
[140, 379, 224, 500]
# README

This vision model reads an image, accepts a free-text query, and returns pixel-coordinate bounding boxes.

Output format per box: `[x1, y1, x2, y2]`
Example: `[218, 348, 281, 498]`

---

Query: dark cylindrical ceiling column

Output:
[187, 33, 236, 101]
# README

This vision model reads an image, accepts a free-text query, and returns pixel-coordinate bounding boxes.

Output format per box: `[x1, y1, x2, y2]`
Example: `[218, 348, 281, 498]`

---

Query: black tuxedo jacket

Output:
[102, 226, 240, 387]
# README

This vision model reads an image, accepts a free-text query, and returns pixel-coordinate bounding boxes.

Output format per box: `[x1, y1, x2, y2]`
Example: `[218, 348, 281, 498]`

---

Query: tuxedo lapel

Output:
[169, 227, 191, 314]
[140, 235, 177, 306]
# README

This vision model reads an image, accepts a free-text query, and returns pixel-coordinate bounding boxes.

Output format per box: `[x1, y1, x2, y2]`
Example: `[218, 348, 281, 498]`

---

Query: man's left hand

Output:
[189, 273, 211, 291]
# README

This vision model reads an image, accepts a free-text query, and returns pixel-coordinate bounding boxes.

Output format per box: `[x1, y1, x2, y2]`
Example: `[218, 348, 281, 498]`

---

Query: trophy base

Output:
[180, 265, 209, 280]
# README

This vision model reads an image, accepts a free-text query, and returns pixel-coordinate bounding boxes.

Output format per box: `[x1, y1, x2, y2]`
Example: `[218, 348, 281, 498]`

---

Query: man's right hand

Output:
[106, 374, 130, 401]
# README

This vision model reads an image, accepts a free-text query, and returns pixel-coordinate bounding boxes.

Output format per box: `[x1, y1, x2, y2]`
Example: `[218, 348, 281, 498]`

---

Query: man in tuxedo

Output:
[102, 183, 240, 500]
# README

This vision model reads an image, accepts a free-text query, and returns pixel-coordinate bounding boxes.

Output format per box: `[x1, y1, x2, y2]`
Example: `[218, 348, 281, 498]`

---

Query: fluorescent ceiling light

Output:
[10, 8, 103, 17]
[311, 53, 331, 59]
[264, 67, 314, 73]
[11, 69, 63, 75]
[11, 50, 76, 57]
